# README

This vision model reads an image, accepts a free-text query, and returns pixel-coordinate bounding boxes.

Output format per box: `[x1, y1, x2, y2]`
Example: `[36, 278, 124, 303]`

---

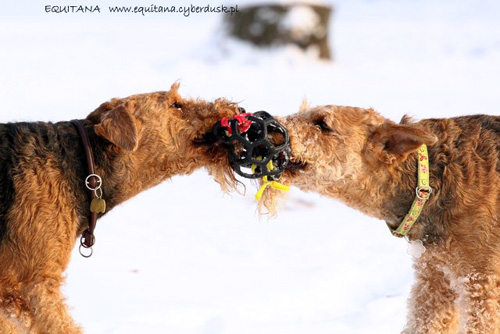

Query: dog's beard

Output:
[205, 162, 240, 194]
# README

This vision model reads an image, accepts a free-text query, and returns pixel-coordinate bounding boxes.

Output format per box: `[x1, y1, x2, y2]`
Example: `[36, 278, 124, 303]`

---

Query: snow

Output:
[280, 5, 324, 41]
[1, 0, 500, 333]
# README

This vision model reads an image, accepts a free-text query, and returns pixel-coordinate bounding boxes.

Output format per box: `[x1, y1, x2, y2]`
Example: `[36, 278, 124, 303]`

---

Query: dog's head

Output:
[87, 82, 241, 192]
[259, 103, 437, 215]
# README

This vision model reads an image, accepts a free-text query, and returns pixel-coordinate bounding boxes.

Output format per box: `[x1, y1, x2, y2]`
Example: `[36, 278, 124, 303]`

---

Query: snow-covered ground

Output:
[1, 0, 499, 333]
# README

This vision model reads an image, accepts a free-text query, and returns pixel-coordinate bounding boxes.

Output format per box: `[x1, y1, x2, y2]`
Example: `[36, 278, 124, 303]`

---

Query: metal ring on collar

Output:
[85, 173, 102, 191]
[416, 186, 432, 200]
[79, 244, 93, 258]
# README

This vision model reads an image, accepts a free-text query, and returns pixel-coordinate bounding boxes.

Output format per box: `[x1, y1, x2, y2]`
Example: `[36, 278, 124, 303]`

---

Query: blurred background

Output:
[1, 0, 499, 333]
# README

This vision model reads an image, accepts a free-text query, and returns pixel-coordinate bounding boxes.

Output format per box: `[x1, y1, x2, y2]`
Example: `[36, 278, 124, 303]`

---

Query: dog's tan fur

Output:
[0, 83, 238, 333]
[262, 103, 500, 333]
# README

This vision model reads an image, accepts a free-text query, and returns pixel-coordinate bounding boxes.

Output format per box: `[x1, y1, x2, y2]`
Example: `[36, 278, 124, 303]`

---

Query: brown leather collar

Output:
[71, 119, 101, 257]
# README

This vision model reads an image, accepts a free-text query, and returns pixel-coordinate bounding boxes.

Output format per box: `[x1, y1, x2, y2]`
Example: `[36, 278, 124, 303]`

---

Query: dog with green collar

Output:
[261, 103, 500, 334]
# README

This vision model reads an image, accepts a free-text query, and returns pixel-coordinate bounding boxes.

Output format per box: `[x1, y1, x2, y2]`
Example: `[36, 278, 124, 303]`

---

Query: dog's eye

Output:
[172, 102, 182, 109]
[314, 119, 334, 133]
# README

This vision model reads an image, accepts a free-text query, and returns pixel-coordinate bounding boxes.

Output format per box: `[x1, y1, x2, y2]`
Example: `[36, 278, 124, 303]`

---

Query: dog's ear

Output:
[299, 99, 310, 113]
[169, 81, 180, 95]
[372, 122, 437, 164]
[94, 105, 139, 152]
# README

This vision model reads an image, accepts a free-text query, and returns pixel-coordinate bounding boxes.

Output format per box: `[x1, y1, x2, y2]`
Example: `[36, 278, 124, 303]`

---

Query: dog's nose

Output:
[238, 107, 246, 114]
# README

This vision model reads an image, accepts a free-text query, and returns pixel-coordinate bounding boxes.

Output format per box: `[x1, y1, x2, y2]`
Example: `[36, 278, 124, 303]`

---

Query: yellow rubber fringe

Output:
[253, 159, 290, 201]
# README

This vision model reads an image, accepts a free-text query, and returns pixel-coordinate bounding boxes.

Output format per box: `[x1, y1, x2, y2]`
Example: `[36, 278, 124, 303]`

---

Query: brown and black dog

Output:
[261, 103, 500, 333]
[0, 83, 239, 333]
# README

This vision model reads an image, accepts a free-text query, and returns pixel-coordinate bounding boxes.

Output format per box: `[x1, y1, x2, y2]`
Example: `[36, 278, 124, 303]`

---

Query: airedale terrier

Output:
[0, 83, 239, 334]
[260, 103, 500, 333]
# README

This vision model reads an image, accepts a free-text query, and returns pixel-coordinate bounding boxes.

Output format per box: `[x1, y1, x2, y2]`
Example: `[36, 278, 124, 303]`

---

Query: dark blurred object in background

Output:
[225, 2, 333, 60]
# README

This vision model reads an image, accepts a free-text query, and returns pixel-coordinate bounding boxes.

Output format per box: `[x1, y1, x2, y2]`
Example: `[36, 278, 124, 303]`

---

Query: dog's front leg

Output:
[454, 271, 500, 334]
[24, 281, 82, 334]
[402, 255, 459, 334]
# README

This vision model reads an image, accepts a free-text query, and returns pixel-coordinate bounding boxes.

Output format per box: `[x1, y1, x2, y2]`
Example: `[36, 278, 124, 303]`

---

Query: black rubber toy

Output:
[212, 111, 290, 181]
